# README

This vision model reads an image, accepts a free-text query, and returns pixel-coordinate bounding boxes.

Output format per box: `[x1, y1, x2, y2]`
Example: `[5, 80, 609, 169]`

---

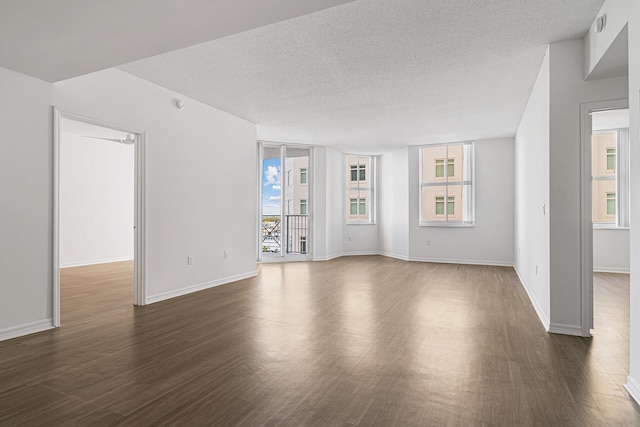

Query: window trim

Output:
[345, 155, 376, 225]
[419, 141, 475, 227]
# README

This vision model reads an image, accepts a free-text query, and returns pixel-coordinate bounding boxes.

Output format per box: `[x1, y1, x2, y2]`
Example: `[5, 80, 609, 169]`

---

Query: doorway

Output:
[579, 100, 630, 338]
[259, 143, 312, 262]
[53, 109, 146, 326]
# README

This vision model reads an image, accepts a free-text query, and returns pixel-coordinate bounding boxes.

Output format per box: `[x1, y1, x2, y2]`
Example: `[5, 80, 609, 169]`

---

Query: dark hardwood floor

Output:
[0, 258, 639, 426]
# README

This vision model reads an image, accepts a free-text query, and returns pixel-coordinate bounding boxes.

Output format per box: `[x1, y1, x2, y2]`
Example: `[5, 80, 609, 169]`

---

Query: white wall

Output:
[312, 146, 328, 259]
[585, 0, 630, 78]
[53, 68, 257, 303]
[59, 132, 134, 267]
[0, 67, 53, 339]
[515, 48, 551, 328]
[593, 229, 630, 272]
[326, 147, 345, 258]
[380, 147, 409, 260]
[548, 38, 628, 334]
[407, 139, 514, 266]
[627, 0, 640, 404]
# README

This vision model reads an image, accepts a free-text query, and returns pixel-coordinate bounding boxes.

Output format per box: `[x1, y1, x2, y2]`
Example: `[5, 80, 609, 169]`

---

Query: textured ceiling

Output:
[0, 0, 355, 82]
[120, 0, 604, 153]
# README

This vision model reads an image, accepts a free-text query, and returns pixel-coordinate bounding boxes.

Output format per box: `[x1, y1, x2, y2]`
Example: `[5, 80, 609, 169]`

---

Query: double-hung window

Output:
[346, 155, 375, 224]
[592, 129, 630, 227]
[420, 142, 474, 226]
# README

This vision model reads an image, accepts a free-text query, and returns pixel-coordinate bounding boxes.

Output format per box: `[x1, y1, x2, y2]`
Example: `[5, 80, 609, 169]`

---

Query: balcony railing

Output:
[262, 215, 308, 255]
[285, 215, 308, 254]
[262, 216, 281, 253]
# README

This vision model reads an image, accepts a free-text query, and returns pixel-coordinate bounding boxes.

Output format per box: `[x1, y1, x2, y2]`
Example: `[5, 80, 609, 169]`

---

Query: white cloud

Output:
[272, 185, 281, 191]
[269, 196, 281, 201]
[264, 165, 280, 185]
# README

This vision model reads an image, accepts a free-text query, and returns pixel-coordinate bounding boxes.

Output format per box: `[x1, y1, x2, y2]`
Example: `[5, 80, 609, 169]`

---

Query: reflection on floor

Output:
[0, 258, 639, 425]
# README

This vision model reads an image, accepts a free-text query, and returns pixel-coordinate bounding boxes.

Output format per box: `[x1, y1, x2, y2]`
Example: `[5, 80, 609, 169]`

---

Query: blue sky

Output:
[262, 158, 281, 216]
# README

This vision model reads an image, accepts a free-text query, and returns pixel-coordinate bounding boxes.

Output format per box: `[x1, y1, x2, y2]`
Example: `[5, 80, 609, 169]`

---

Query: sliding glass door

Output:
[259, 143, 311, 261]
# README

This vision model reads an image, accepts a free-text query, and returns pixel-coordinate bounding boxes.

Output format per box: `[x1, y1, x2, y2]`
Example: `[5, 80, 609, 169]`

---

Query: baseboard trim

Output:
[594, 267, 630, 274]
[146, 271, 258, 304]
[60, 256, 133, 268]
[514, 266, 550, 332]
[409, 256, 514, 267]
[379, 252, 410, 261]
[0, 319, 54, 342]
[341, 251, 381, 257]
[313, 253, 343, 261]
[315, 252, 513, 267]
[625, 376, 640, 406]
[548, 322, 583, 336]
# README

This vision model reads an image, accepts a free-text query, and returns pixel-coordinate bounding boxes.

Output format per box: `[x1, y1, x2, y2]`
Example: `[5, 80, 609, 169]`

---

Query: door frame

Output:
[257, 141, 314, 262]
[52, 108, 147, 326]
[579, 98, 628, 336]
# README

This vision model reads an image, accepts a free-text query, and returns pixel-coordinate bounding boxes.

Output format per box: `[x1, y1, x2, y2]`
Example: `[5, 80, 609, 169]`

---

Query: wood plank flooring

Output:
[1, 257, 639, 426]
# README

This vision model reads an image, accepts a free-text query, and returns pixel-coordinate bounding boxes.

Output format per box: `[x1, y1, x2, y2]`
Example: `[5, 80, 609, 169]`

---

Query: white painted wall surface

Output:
[407, 139, 514, 266]
[0, 67, 53, 338]
[548, 38, 628, 333]
[312, 146, 328, 259]
[53, 69, 257, 303]
[325, 147, 345, 259]
[585, 0, 629, 78]
[59, 133, 134, 267]
[593, 229, 630, 272]
[626, 0, 640, 404]
[379, 148, 409, 260]
[515, 48, 551, 328]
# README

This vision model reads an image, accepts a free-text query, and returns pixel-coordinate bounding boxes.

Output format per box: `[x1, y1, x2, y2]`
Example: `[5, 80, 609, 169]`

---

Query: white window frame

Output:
[345, 155, 376, 225]
[419, 142, 475, 227]
[592, 128, 630, 229]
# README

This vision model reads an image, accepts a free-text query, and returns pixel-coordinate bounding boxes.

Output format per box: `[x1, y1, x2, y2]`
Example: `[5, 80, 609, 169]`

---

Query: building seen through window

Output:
[420, 143, 474, 225]
[346, 156, 375, 224]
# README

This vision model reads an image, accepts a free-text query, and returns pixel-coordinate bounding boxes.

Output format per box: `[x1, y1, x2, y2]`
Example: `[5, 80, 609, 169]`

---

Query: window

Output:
[607, 193, 616, 215]
[300, 199, 307, 215]
[435, 196, 455, 215]
[299, 236, 307, 254]
[350, 164, 366, 181]
[606, 148, 616, 172]
[346, 156, 375, 223]
[350, 198, 366, 215]
[300, 168, 307, 184]
[435, 159, 454, 178]
[287, 169, 292, 186]
[592, 128, 629, 227]
[420, 142, 474, 226]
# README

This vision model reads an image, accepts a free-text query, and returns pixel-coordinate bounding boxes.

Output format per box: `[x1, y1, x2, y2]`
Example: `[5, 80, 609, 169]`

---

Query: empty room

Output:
[1, 0, 640, 425]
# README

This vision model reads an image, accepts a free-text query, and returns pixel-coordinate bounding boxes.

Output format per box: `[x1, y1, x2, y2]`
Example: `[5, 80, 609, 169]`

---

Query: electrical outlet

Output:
[426, 240, 431, 246]
[224, 250, 229, 259]
[348, 236, 352, 242]
[187, 256, 192, 265]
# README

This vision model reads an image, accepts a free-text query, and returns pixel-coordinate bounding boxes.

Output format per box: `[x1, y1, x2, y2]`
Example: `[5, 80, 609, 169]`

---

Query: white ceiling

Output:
[120, 0, 605, 153]
[0, 0, 355, 82]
